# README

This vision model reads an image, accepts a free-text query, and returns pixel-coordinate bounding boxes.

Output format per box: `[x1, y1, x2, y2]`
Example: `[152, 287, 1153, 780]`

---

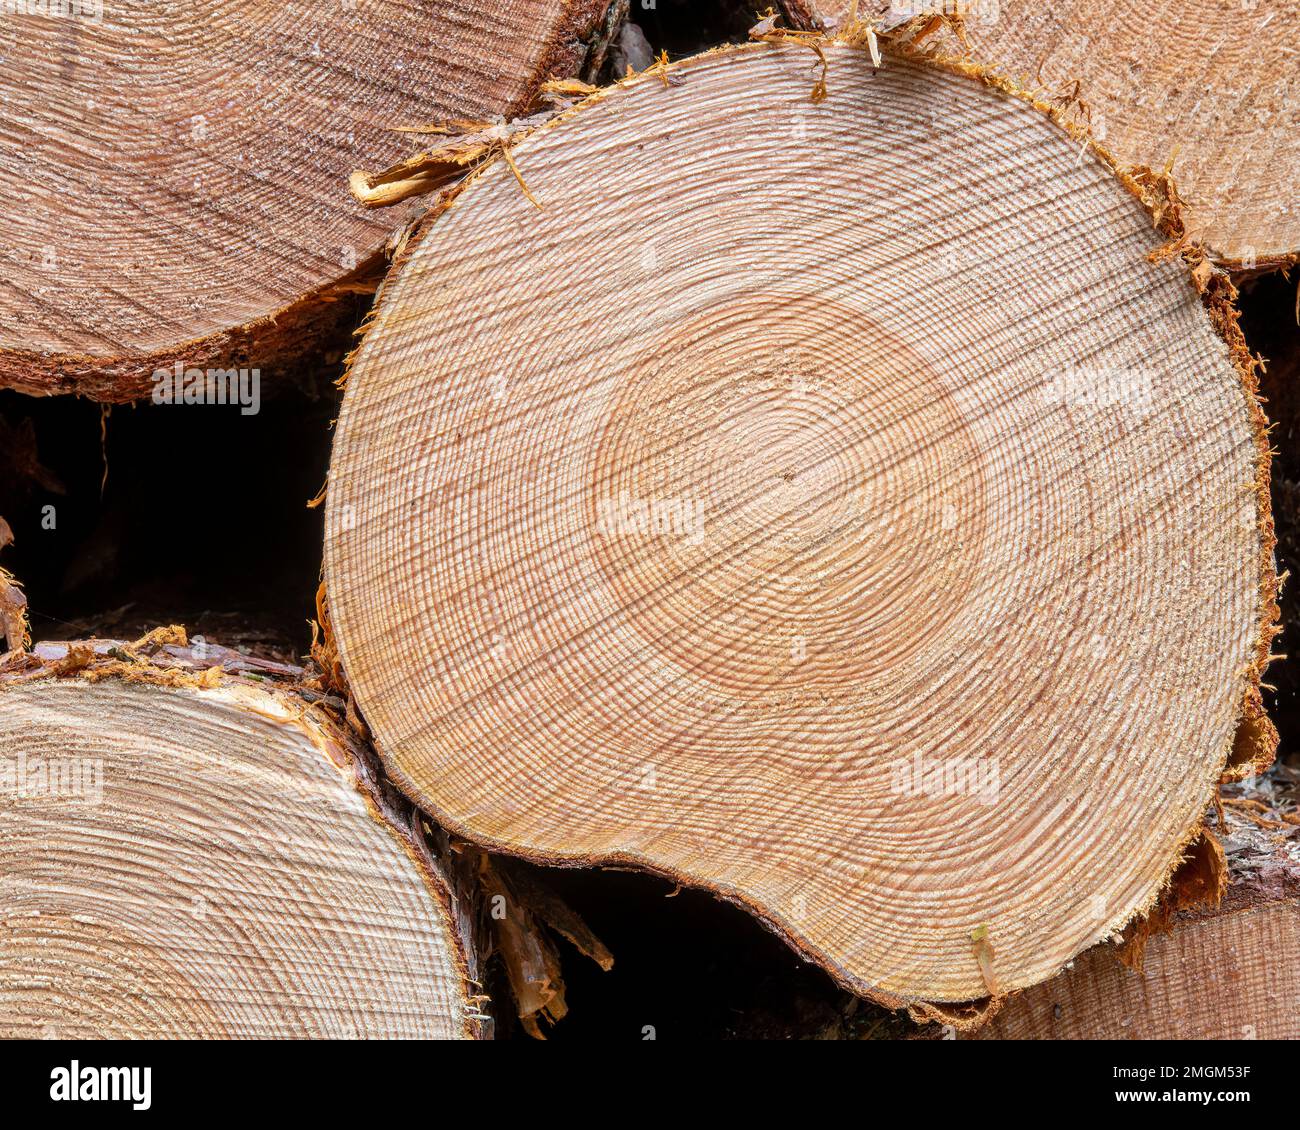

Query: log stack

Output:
[0, 8, 1297, 1041]
[323, 39, 1276, 1018]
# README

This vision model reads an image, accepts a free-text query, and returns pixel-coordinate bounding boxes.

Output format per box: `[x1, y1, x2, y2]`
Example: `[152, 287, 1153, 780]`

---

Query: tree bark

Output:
[0, 517, 27, 655]
[0, 632, 489, 1039]
[0, 0, 614, 402]
[320, 39, 1277, 1014]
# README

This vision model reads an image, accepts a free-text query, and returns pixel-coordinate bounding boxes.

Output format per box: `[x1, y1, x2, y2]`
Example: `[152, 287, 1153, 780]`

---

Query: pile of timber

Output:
[1, 5, 1297, 1040]
[323, 35, 1277, 1020]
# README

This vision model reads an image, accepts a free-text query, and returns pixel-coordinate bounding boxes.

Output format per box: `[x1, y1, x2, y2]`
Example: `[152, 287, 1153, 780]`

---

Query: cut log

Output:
[814, 1, 1300, 267]
[0, 635, 486, 1039]
[322, 40, 1276, 1010]
[971, 887, 1299, 1039]
[971, 773, 1300, 1039]
[0, 0, 611, 401]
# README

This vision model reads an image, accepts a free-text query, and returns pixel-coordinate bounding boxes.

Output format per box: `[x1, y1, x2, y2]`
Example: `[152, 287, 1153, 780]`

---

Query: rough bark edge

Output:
[526, 0, 623, 97]
[0, 251, 390, 404]
[962, 893, 1300, 1040]
[0, 517, 29, 654]
[322, 29, 1280, 1025]
[0, 629, 492, 1040]
[776, 1, 823, 32]
[825, 8, 1300, 271]
[0, 566, 28, 655]
[874, 30, 1286, 760]
[867, 20, 1283, 991]
[957, 782, 1300, 1038]
[0, 1, 618, 403]
[907, 995, 1003, 1033]
[309, 585, 614, 1038]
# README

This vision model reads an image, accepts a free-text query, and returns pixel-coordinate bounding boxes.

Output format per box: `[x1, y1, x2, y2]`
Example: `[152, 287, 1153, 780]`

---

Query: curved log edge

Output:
[808, 2, 1300, 271]
[968, 770, 1300, 1039]
[0, 628, 491, 1039]
[319, 31, 1280, 1028]
[3, 627, 617, 1038]
[0, 1, 619, 402]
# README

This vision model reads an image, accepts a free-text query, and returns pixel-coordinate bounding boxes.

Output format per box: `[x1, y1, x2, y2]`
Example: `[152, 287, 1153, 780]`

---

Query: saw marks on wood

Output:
[323, 44, 1270, 1005]
[0, 0, 606, 397]
[0, 678, 476, 1038]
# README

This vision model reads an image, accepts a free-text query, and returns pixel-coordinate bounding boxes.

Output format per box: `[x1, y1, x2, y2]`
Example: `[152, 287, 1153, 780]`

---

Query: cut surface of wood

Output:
[817, 1, 1299, 266]
[0, 663, 481, 1038]
[0, 0, 607, 400]
[323, 43, 1274, 1006]
[973, 894, 1299, 1039]
[971, 769, 1300, 1038]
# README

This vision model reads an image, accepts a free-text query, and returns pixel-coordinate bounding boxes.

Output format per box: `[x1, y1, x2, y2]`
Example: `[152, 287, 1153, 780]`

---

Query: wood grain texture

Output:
[972, 894, 1300, 1039]
[972, 774, 1300, 1038]
[0, 0, 609, 399]
[323, 43, 1273, 1006]
[0, 676, 479, 1039]
[815, 0, 1299, 265]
